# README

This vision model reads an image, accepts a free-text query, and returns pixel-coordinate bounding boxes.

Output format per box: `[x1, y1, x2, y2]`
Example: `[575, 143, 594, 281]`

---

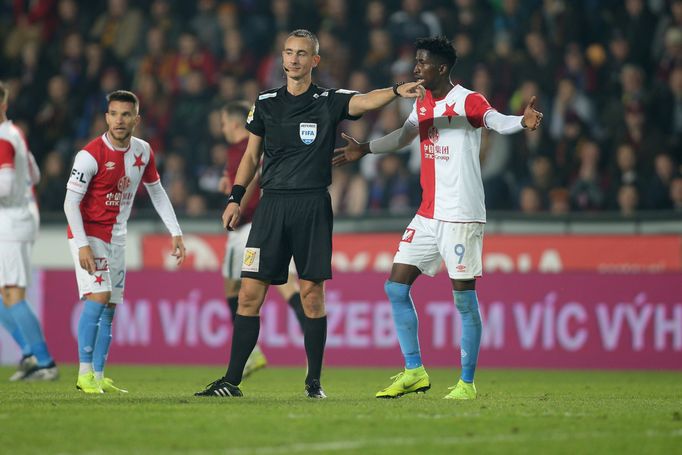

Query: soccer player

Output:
[333, 36, 543, 399]
[64, 90, 186, 394]
[195, 29, 424, 399]
[0, 81, 59, 381]
[218, 101, 306, 378]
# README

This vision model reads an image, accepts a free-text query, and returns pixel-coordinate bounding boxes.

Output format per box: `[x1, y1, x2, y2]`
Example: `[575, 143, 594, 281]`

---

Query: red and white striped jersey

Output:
[66, 133, 160, 244]
[406, 85, 494, 223]
[0, 120, 37, 242]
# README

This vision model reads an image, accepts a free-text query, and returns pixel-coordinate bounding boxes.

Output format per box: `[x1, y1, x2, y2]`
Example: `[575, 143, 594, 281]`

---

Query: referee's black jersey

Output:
[245, 83, 360, 191]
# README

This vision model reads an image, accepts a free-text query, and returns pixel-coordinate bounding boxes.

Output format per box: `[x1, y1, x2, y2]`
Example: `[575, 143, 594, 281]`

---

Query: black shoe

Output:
[22, 361, 59, 382]
[194, 377, 243, 397]
[305, 379, 327, 399]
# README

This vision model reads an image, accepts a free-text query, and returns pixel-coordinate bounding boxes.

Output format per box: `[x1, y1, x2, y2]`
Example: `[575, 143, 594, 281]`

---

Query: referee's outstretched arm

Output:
[222, 133, 263, 230]
[347, 80, 425, 117]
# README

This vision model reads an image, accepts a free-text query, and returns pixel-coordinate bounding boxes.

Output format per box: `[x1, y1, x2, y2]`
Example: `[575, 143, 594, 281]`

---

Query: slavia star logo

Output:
[94, 274, 104, 285]
[444, 103, 457, 123]
[133, 153, 145, 170]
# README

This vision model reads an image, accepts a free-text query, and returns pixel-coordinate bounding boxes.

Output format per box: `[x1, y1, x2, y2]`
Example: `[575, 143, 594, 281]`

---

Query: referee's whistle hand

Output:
[398, 80, 425, 99]
[223, 204, 240, 231]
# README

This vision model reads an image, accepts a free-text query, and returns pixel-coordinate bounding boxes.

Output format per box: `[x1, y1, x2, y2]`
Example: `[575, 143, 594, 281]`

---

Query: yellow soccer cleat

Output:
[242, 345, 267, 379]
[76, 372, 104, 394]
[376, 366, 431, 398]
[98, 377, 128, 393]
[444, 379, 477, 400]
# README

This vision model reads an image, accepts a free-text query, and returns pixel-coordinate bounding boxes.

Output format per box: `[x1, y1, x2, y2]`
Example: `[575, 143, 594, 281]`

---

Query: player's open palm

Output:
[223, 203, 240, 231]
[523, 96, 543, 130]
[333, 133, 368, 167]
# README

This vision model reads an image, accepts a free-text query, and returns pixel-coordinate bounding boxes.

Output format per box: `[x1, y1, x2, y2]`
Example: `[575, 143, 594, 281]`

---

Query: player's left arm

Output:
[142, 150, 185, 265]
[0, 139, 16, 198]
[348, 81, 425, 117]
[27, 151, 40, 185]
[470, 93, 543, 135]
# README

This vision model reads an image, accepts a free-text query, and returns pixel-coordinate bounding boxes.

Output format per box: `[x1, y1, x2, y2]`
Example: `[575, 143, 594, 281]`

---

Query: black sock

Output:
[304, 316, 327, 385]
[225, 315, 260, 385]
[287, 293, 306, 331]
[226, 296, 239, 321]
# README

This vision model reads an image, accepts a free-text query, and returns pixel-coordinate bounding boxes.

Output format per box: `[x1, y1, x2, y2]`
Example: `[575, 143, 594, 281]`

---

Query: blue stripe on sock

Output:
[0, 297, 32, 356]
[385, 280, 422, 369]
[78, 300, 105, 363]
[93, 307, 115, 373]
[8, 300, 53, 366]
[454, 290, 482, 383]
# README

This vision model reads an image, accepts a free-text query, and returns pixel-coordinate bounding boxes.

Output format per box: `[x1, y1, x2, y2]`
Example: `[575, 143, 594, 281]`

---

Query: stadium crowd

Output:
[1, 0, 681, 217]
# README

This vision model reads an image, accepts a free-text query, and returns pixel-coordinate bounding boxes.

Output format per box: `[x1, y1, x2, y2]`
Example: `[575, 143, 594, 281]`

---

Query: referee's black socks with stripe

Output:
[225, 314, 260, 385]
[304, 315, 327, 386]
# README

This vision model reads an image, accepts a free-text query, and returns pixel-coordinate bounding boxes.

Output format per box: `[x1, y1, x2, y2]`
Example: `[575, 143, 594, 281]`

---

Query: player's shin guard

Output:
[303, 315, 327, 385]
[385, 280, 422, 369]
[78, 301, 105, 366]
[8, 300, 53, 366]
[0, 297, 32, 356]
[454, 290, 482, 383]
[93, 306, 115, 378]
[224, 314, 260, 385]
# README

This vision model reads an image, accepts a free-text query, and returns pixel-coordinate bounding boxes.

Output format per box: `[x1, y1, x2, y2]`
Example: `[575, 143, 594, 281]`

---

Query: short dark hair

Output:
[106, 90, 139, 113]
[288, 29, 319, 55]
[222, 100, 251, 121]
[415, 36, 458, 71]
[0, 81, 8, 104]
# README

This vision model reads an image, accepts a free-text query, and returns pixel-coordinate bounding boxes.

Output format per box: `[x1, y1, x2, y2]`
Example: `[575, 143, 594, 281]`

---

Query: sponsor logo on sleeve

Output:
[246, 104, 255, 124]
[70, 168, 87, 185]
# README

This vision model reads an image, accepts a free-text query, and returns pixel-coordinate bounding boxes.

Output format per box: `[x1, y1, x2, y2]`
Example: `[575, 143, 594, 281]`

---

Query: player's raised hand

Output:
[333, 132, 370, 167]
[223, 202, 241, 231]
[78, 245, 96, 275]
[171, 235, 186, 265]
[398, 80, 425, 100]
[523, 96, 543, 131]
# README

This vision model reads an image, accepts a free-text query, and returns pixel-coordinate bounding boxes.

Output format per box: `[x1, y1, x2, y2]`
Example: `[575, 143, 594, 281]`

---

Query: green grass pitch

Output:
[1, 366, 681, 454]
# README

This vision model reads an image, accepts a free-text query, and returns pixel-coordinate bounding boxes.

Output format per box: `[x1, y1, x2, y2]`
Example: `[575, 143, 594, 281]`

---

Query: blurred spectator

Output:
[185, 194, 208, 217]
[670, 176, 682, 211]
[34, 75, 74, 159]
[388, 0, 441, 50]
[615, 0, 657, 67]
[550, 78, 596, 141]
[37, 150, 67, 211]
[569, 140, 607, 211]
[168, 31, 217, 93]
[617, 184, 640, 217]
[367, 154, 418, 214]
[647, 153, 676, 209]
[518, 186, 543, 213]
[609, 143, 642, 206]
[90, 0, 143, 61]
[191, 0, 222, 55]
[549, 187, 570, 215]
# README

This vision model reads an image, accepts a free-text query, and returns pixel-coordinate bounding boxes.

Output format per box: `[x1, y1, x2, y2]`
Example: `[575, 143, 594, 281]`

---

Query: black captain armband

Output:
[227, 185, 246, 205]
[393, 81, 405, 97]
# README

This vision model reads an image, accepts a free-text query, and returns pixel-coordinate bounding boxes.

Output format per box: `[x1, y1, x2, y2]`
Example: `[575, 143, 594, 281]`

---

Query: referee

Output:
[195, 29, 424, 399]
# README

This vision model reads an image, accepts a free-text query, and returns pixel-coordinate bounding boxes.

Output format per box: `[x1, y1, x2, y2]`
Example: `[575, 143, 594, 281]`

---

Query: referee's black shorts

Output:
[241, 189, 333, 285]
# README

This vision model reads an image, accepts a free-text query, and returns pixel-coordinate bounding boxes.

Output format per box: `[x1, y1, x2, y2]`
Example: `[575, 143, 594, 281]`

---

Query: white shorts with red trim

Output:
[0, 241, 32, 288]
[69, 237, 126, 304]
[393, 215, 484, 280]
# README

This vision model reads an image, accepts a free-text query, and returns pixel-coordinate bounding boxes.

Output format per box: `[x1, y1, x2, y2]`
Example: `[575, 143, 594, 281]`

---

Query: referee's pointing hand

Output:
[397, 80, 426, 99]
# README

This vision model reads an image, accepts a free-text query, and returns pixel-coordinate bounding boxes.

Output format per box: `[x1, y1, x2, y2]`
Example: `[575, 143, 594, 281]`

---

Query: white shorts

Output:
[0, 241, 32, 288]
[69, 237, 126, 304]
[394, 215, 484, 280]
[222, 223, 251, 279]
[222, 222, 297, 280]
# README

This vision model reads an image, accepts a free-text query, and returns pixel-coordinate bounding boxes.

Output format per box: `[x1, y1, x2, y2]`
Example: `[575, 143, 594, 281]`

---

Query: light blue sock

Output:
[0, 296, 32, 356]
[454, 290, 482, 383]
[385, 280, 422, 369]
[93, 307, 115, 374]
[78, 300, 105, 363]
[8, 300, 53, 366]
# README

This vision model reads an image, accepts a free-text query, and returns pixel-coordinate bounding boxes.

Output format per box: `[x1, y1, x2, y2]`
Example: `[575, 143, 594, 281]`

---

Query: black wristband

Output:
[227, 184, 246, 205]
[393, 81, 405, 97]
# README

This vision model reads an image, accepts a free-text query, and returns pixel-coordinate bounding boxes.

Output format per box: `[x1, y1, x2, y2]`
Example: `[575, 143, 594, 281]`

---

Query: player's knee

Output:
[88, 292, 111, 304]
[300, 285, 325, 317]
[237, 289, 263, 315]
[384, 280, 410, 302]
